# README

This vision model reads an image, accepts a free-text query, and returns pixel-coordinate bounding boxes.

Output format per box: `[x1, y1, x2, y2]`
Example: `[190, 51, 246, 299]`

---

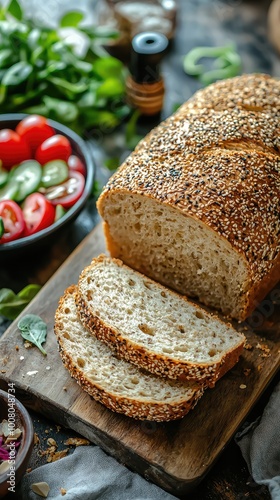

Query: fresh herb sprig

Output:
[0, 0, 130, 134]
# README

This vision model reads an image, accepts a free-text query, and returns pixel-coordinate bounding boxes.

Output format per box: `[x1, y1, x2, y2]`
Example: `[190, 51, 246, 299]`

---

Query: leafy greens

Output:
[0, 284, 41, 320]
[0, 0, 131, 134]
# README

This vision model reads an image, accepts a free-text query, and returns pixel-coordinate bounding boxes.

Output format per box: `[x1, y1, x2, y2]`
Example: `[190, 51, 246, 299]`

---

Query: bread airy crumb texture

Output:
[76, 255, 245, 385]
[97, 73, 280, 321]
[54, 286, 204, 422]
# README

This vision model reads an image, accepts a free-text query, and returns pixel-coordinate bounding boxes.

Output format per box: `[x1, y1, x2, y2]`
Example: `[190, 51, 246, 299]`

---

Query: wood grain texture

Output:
[0, 223, 279, 497]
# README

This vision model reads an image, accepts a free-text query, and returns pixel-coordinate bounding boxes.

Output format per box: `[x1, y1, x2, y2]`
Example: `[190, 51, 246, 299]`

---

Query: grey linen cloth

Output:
[19, 445, 178, 500]
[235, 381, 280, 500]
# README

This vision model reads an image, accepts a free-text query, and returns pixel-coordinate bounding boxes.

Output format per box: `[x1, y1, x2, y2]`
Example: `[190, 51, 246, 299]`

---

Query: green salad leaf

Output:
[17, 314, 47, 355]
[0, 0, 130, 134]
[0, 285, 41, 320]
[60, 11, 84, 28]
[6, 0, 23, 21]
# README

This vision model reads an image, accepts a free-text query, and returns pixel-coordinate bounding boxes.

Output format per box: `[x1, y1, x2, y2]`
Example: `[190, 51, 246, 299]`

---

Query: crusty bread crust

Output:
[76, 255, 245, 386]
[97, 74, 280, 321]
[54, 285, 204, 422]
[185, 73, 280, 115]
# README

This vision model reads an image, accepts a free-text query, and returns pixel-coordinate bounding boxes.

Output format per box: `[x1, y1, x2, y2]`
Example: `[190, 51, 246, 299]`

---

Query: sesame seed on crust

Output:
[57, 345, 204, 421]
[98, 74, 280, 290]
[185, 73, 280, 115]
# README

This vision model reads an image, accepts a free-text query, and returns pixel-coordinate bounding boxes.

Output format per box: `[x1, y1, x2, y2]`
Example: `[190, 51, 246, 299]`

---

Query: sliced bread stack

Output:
[54, 254, 245, 422]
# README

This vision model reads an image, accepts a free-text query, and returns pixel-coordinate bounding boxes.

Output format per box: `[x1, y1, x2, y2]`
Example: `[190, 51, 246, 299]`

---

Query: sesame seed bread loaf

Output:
[76, 255, 245, 385]
[54, 285, 205, 422]
[97, 73, 280, 321]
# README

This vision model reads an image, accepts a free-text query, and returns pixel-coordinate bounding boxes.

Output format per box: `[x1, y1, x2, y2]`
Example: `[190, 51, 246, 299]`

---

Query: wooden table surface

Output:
[0, 0, 280, 498]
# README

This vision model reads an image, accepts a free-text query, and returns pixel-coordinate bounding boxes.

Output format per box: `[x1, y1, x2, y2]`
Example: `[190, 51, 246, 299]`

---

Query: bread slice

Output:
[54, 286, 205, 422]
[97, 74, 280, 321]
[76, 255, 245, 385]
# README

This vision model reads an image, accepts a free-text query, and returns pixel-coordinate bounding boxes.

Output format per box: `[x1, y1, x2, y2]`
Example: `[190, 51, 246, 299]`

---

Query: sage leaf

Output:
[18, 314, 47, 356]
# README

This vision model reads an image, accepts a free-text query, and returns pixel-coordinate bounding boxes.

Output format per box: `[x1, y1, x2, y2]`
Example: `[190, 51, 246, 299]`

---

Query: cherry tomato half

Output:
[68, 155, 86, 177]
[44, 171, 85, 209]
[16, 115, 55, 155]
[35, 134, 72, 164]
[0, 200, 25, 243]
[22, 193, 55, 237]
[0, 129, 31, 170]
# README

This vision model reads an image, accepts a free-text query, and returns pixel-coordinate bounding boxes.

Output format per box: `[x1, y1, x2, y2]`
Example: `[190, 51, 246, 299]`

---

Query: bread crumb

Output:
[46, 449, 69, 463]
[60, 488, 67, 496]
[239, 384, 247, 389]
[47, 438, 57, 448]
[26, 468, 32, 473]
[24, 341, 33, 349]
[34, 433, 40, 446]
[244, 343, 253, 350]
[63, 386, 67, 391]
[256, 343, 271, 358]
[64, 437, 90, 447]
[243, 368, 251, 377]
[15, 345, 19, 351]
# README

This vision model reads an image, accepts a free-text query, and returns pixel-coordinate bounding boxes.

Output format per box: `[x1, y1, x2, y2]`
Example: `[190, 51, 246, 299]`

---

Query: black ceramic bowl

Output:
[0, 389, 34, 498]
[0, 114, 95, 258]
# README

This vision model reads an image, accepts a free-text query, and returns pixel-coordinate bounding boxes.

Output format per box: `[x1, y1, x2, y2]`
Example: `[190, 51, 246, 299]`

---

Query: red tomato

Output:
[0, 200, 25, 243]
[16, 115, 55, 155]
[22, 193, 55, 237]
[35, 134, 72, 164]
[68, 155, 86, 177]
[0, 129, 31, 170]
[45, 171, 85, 209]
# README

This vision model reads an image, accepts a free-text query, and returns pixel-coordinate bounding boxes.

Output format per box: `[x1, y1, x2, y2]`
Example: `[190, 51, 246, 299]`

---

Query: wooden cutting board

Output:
[0, 223, 279, 497]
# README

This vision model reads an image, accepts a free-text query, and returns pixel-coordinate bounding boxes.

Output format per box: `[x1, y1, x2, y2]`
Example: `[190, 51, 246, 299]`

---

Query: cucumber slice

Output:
[0, 180, 19, 200]
[41, 160, 68, 188]
[10, 160, 42, 202]
[55, 204, 67, 222]
[0, 169, 8, 188]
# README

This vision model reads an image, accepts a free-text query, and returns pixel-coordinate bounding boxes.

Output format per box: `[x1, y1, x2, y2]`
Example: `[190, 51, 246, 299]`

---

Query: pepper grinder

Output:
[126, 31, 169, 116]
